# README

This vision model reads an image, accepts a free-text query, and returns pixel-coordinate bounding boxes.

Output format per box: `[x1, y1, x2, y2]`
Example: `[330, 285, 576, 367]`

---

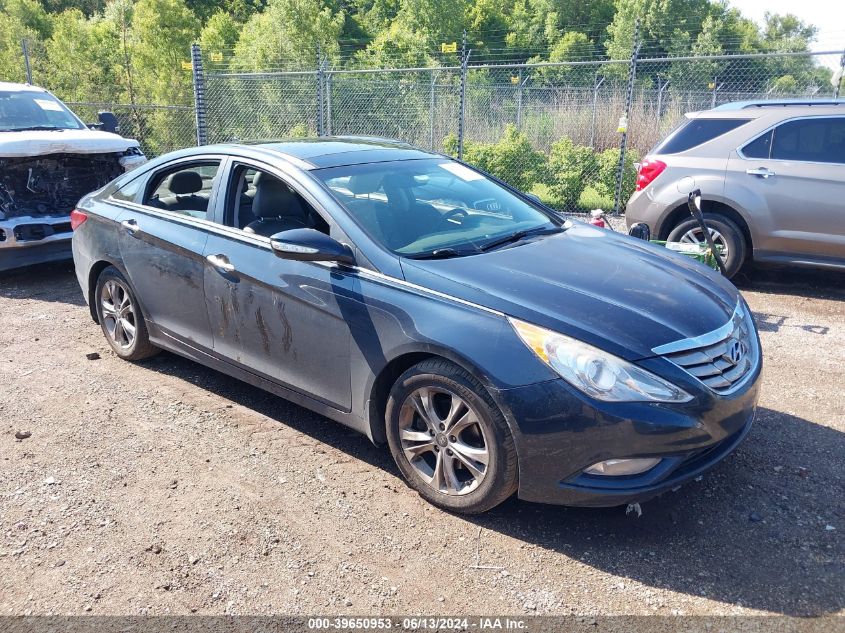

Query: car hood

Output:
[400, 223, 740, 361]
[0, 129, 139, 158]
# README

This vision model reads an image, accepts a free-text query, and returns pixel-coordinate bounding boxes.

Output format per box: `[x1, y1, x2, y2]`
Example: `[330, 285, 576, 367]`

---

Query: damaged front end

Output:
[0, 149, 143, 271]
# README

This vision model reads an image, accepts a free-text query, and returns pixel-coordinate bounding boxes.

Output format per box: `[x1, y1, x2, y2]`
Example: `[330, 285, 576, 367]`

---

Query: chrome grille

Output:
[654, 303, 758, 394]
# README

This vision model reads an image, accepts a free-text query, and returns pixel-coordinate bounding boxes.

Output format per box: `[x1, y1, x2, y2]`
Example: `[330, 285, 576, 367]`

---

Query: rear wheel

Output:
[667, 213, 747, 279]
[94, 266, 159, 361]
[385, 359, 518, 514]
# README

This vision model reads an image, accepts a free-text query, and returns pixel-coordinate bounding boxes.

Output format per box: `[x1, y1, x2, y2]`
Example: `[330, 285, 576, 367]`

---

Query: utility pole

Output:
[613, 19, 640, 215]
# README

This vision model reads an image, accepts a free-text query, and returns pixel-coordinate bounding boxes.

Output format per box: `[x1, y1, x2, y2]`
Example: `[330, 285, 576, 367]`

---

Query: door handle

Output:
[746, 167, 776, 178]
[206, 253, 235, 273]
[120, 219, 140, 234]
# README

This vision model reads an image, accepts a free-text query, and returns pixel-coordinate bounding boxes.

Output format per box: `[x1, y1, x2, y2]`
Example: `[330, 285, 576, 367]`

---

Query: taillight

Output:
[70, 209, 88, 230]
[635, 158, 667, 191]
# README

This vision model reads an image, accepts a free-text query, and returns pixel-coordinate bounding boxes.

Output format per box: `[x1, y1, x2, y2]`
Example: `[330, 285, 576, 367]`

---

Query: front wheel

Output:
[385, 359, 518, 514]
[667, 214, 747, 279]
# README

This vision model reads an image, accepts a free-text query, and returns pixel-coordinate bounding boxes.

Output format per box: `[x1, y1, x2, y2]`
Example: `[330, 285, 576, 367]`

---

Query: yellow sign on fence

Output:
[441, 42, 457, 54]
[210, 52, 223, 63]
[181, 61, 193, 70]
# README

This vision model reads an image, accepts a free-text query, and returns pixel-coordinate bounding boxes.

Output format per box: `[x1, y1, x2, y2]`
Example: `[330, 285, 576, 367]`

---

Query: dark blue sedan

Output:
[71, 138, 761, 514]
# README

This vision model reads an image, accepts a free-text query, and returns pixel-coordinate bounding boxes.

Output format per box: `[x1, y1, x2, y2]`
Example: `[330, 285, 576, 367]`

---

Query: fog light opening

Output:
[584, 458, 661, 477]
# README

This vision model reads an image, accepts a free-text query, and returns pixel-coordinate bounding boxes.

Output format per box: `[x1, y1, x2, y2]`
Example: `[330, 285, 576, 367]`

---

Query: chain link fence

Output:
[66, 102, 196, 158]
[202, 49, 842, 213]
[12, 34, 842, 211]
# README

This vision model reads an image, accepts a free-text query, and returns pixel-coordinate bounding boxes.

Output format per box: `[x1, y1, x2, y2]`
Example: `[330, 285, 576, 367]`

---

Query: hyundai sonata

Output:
[71, 138, 761, 514]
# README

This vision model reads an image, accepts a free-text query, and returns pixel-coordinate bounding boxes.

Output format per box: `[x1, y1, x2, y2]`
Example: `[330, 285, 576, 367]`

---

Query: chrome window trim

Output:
[107, 199, 504, 318]
[736, 114, 845, 165]
[652, 302, 743, 356]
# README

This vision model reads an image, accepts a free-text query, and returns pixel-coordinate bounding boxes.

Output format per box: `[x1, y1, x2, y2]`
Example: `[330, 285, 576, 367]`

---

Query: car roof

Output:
[196, 137, 440, 170]
[713, 98, 845, 110]
[0, 82, 48, 93]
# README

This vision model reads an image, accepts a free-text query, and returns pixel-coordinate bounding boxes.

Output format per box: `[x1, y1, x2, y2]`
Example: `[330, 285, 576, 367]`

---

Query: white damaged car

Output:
[1, 82, 146, 271]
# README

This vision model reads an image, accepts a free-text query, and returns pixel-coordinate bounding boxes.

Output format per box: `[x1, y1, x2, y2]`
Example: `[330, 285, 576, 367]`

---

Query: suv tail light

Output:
[70, 209, 88, 230]
[635, 158, 667, 191]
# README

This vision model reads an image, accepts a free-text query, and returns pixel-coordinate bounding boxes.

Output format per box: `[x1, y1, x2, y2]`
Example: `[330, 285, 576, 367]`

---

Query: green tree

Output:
[233, 0, 344, 69]
[0, 0, 52, 83]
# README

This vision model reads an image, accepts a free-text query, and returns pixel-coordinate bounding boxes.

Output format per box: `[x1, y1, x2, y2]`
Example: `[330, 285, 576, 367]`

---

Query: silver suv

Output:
[625, 100, 845, 278]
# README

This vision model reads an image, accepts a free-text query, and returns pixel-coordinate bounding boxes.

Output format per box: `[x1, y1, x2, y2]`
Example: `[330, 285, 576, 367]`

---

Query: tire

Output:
[667, 214, 747, 279]
[385, 359, 518, 514]
[94, 266, 159, 361]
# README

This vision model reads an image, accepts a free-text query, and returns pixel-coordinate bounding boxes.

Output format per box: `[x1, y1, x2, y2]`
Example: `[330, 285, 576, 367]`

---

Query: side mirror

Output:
[525, 192, 542, 205]
[97, 111, 119, 134]
[270, 228, 355, 265]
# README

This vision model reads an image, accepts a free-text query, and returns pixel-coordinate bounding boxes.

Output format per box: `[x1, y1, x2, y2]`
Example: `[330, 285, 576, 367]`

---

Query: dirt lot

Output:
[0, 261, 843, 618]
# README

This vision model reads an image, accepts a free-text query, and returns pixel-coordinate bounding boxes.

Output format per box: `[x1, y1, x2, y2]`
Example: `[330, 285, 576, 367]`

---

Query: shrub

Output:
[545, 137, 599, 210]
[443, 124, 548, 192]
[594, 147, 640, 207]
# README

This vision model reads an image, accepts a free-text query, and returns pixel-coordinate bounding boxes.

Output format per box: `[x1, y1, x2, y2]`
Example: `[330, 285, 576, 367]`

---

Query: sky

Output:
[730, 0, 845, 69]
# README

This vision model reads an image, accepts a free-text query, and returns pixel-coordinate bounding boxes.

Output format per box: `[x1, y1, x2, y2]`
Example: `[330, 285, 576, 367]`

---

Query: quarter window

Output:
[143, 162, 221, 219]
[654, 118, 750, 154]
[740, 131, 772, 159]
[770, 118, 845, 164]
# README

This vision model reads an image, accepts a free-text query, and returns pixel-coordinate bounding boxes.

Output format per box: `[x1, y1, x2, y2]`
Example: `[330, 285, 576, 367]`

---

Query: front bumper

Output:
[0, 215, 73, 271]
[494, 368, 760, 507]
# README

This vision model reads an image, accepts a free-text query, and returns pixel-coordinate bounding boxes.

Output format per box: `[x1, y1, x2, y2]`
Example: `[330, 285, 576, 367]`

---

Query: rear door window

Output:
[143, 161, 221, 219]
[770, 117, 845, 164]
[655, 118, 750, 154]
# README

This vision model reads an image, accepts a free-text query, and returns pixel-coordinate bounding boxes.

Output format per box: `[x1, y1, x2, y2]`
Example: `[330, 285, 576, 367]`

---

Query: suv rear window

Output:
[654, 118, 750, 154]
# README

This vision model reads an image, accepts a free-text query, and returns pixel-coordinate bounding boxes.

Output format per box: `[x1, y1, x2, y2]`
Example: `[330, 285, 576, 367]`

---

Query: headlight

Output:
[509, 318, 692, 403]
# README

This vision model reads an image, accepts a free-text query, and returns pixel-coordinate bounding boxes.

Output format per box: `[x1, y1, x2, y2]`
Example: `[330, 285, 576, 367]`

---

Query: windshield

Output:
[315, 158, 558, 257]
[0, 90, 85, 132]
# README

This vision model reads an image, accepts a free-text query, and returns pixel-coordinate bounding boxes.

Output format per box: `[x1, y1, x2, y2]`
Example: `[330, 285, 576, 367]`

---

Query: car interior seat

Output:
[153, 171, 209, 214]
[243, 173, 314, 236]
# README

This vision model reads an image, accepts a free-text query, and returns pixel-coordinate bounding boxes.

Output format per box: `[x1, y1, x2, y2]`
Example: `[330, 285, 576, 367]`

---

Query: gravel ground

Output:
[0, 259, 843, 618]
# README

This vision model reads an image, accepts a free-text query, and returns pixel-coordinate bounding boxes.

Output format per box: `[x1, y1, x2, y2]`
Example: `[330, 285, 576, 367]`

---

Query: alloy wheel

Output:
[678, 226, 729, 261]
[100, 279, 137, 349]
[398, 386, 491, 496]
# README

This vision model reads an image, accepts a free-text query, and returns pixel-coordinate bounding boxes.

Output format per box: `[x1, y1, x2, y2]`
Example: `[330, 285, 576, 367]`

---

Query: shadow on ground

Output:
[3, 256, 843, 616]
[0, 260, 85, 306]
[733, 265, 845, 301]
[143, 351, 843, 617]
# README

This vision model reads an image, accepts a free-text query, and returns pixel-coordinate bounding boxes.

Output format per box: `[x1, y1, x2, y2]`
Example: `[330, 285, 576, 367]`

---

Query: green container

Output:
[651, 241, 723, 271]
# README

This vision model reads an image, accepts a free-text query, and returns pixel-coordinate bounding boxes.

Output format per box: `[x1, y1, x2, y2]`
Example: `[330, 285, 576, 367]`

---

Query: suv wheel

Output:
[385, 359, 518, 514]
[95, 266, 159, 361]
[667, 214, 747, 279]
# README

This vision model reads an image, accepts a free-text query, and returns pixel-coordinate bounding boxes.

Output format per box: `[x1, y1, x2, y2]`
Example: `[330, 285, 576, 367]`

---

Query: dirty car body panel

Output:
[72, 139, 761, 508]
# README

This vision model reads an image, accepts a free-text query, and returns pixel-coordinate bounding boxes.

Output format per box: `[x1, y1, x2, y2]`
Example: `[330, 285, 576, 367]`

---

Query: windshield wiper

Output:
[406, 247, 478, 260]
[0, 126, 67, 132]
[478, 225, 563, 252]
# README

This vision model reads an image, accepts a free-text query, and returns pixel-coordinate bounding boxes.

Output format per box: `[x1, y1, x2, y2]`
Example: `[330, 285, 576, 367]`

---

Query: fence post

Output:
[457, 30, 470, 160]
[21, 39, 32, 84]
[316, 46, 324, 136]
[612, 19, 640, 215]
[516, 67, 523, 129]
[190, 43, 208, 146]
[429, 70, 437, 150]
[589, 74, 605, 148]
[325, 70, 332, 136]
